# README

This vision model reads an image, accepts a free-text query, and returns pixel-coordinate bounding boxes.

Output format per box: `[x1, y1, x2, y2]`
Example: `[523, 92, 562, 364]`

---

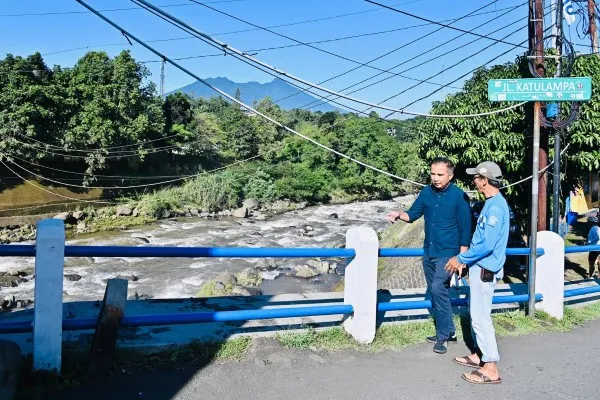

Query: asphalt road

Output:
[46, 319, 600, 400]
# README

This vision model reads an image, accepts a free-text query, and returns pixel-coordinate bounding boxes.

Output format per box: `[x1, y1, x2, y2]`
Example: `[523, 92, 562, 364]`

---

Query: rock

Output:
[16, 299, 32, 309]
[231, 286, 262, 296]
[236, 268, 262, 286]
[72, 211, 86, 220]
[216, 271, 237, 286]
[132, 208, 140, 217]
[64, 273, 82, 282]
[260, 270, 281, 280]
[306, 260, 330, 274]
[250, 231, 263, 237]
[6, 268, 20, 277]
[329, 213, 339, 219]
[53, 212, 71, 221]
[214, 282, 226, 291]
[132, 292, 152, 300]
[115, 274, 139, 282]
[161, 209, 173, 219]
[335, 263, 346, 276]
[116, 205, 133, 216]
[76, 222, 87, 234]
[295, 265, 320, 278]
[270, 200, 291, 213]
[329, 262, 338, 274]
[233, 207, 249, 218]
[190, 209, 200, 217]
[200, 212, 210, 218]
[253, 213, 267, 221]
[304, 225, 314, 232]
[257, 258, 278, 271]
[0, 339, 21, 399]
[243, 198, 260, 210]
[133, 236, 150, 244]
[295, 202, 308, 210]
[2, 296, 15, 309]
[222, 210, 232, 217]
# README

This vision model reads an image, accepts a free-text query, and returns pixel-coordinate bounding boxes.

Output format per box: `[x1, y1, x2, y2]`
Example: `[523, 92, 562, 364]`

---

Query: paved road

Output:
[46, 319, 600, 400]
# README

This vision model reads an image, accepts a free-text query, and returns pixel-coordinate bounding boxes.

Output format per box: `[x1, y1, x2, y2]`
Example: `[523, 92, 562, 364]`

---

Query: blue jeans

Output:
[469, 265, 503, 363]
[423, 254, 456, 341]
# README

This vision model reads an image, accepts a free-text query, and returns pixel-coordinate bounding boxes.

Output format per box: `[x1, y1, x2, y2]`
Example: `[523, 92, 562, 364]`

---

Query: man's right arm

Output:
[387, 190, 425, 224]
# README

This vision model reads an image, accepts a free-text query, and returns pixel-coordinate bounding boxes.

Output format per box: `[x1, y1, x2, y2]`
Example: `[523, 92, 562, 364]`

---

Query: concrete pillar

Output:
[535, 230, 565, 319]
[33, 219, 65, 371]
[343, 226, 379, 344]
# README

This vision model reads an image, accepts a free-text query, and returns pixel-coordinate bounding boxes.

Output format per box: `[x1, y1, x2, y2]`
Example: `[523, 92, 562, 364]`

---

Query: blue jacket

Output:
[406, 183, 472, 258]
[458, 192, 510, 272]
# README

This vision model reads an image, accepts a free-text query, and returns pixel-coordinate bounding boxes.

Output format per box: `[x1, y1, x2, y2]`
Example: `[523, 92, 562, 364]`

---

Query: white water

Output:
[0, 196, 415, 302]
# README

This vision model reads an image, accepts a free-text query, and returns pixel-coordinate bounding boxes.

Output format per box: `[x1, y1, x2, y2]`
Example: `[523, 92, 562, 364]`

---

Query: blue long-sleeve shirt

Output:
[406, 183, 472, 258]
[458, 192, 510, 273]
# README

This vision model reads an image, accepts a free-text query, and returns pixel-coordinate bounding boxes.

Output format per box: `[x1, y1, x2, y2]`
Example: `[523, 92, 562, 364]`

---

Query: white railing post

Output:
[343, 226, 379, 344]
[33, 219, 65, 371]
[535, 231, 564, 319]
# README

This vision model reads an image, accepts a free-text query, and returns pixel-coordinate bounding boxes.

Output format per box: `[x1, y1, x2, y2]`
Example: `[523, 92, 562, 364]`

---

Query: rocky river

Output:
[0, 196, 415, 307]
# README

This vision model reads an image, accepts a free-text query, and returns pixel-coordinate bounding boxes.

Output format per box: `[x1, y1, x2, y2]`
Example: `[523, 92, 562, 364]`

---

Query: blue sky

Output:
[0, 0, 582, 115]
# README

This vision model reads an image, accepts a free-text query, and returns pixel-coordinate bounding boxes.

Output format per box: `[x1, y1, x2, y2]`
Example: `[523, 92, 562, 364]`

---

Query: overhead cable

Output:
[128, 0, 524, 118]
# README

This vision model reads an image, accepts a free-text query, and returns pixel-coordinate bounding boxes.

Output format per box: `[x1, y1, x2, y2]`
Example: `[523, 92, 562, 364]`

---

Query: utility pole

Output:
[536, 0, 549, 233]
[528, 0, 545, 316]
[589, 0, 599, 53]
[552, 0, 564, 234]
[160, 58, 166, 98]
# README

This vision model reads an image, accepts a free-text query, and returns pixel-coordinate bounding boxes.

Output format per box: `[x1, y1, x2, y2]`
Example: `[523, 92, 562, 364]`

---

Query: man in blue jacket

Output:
[445, 161, 509, 385]
[387, 157, 471, 354]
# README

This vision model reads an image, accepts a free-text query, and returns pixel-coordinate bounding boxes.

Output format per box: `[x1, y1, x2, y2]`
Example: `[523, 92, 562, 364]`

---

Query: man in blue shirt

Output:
[445, 161, 509, 385]
[387, 157, 471, 354]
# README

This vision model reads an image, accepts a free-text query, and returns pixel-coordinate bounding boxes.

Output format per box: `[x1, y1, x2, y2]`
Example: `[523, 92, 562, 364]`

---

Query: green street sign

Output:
[488, 77, 592, 102]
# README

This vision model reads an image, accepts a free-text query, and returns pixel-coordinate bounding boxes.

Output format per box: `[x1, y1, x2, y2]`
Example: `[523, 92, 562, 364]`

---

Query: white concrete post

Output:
[534, 230, 565, 319]
[343, 226, 379, 344]
[34, 219, 65, 371]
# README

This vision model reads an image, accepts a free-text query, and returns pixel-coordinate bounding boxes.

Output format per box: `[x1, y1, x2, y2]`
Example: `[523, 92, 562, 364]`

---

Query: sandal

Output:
[462, 370, 502, 385]
[452, 355, 482, 368]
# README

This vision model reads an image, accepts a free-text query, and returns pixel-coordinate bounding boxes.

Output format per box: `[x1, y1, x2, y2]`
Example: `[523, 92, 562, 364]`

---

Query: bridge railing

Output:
[0, 219, 598, 372]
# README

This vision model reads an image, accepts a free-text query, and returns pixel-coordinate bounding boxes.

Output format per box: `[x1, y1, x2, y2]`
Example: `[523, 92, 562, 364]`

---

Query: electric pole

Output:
[589, 0, 599, 53]
[536, 0, 549, 233]
[160, 58, 166, 98]
[552, 0, 564, 234]
[527, 0, 546, 316]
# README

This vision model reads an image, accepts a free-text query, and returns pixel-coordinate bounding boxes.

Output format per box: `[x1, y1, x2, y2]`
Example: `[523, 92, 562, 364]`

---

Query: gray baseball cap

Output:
[466, 161, 503, 180]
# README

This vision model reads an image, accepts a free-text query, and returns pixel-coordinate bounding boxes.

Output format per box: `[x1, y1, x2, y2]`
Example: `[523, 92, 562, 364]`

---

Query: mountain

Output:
[169, 77, 342, 113]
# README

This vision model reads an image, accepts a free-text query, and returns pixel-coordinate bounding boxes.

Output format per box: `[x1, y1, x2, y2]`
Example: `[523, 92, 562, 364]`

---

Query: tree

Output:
[163, 92, 193, 128]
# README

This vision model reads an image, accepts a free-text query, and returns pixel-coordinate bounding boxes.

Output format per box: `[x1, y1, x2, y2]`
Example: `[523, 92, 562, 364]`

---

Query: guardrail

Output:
[0, 219, 598, 372]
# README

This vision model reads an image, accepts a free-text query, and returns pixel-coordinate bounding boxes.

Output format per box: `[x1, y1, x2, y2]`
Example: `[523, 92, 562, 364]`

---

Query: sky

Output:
[0, 0, 590, 116]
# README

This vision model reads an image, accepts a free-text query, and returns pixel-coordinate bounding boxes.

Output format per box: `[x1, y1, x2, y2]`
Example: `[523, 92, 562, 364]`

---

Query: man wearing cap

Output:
[387, 157, 472, 354]
[445, 161, 509, 385]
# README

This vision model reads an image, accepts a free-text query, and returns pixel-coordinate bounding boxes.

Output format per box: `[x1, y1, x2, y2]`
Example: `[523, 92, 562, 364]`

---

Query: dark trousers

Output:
[423, 254, 456, 341]
[589, 251, 600, 276]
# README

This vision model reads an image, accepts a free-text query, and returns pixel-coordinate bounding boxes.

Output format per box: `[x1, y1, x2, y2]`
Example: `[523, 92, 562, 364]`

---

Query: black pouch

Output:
[480, 268, 494, 283]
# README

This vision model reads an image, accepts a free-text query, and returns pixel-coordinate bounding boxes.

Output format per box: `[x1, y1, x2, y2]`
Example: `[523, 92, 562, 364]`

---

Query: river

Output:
[0, 196, 414, 303]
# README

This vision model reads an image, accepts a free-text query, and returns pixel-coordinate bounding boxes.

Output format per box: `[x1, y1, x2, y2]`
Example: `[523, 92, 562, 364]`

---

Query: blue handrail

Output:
[377, 293, 543, 312]
[565, 244, 600, 254]
[564, 285, 600, 298]
[0, 244, 545, 258]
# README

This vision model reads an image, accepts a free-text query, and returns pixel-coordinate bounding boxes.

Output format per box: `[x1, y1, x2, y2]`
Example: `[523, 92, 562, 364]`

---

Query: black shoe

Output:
[426, 332, 457, 344]
[433, 340, 448, 354]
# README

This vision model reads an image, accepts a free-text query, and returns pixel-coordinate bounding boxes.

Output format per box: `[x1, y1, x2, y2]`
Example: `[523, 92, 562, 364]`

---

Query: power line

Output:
[365, 0, 528, 49]
[130, 0, 519, 117]
[299, 2, 526, 111]
[133, 0, 462, 91]
[0, 0, 247, 18]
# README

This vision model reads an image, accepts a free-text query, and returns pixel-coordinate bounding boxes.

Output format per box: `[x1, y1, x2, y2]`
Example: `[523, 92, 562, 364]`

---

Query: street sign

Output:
[488, 77, 592, 102]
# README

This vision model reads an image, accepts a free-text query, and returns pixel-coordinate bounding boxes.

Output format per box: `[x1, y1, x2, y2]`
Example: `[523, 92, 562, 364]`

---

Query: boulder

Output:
[304, 225, 314, 232]
[161, 209, 173, 219]
[0, 340, 20, 400]
[236, 268, 262, 287]
[253, 213, 267, 221]
[214, 282, 226, 291]
[222, 210, 232, 217]
[116, 274, 139, 282]
[233, 207, 249, 218]
[116, 205, 133, 216]
[306, 260, 330, 275]
[72, 211, 86, 220]
[64, 273, 82, 282]
[270, 200, 292, 213]
[243, 198, 260, 210]
[76, 222, 87, 234]
[200, 212, 210, 218]
[256, 258, 278, 271]
[132, 208, 140, 217]
[295, 265, 319, 279]
[231, 286, 262, 296]
[216, 271, 237, 286]
[53, 212, 71, 221]
[190, 208, 200, 217]
[329, 213, 339, 219]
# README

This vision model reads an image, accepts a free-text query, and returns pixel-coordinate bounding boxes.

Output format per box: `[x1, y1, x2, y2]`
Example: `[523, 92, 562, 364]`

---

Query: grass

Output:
[16, 337, 251, 399]
[276, 302, 600, 352]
